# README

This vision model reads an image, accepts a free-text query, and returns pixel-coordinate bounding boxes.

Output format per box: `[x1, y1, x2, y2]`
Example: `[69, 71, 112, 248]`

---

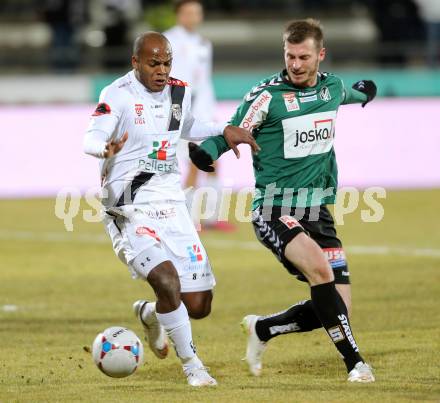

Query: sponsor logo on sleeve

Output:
[240, 90, 272, 130]
[92, 103, 111, 116]
[283, 92, 300, 112]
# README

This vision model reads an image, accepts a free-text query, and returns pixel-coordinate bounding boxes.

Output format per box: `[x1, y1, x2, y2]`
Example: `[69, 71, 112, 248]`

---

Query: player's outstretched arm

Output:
[223, 125, 260, 158]
[188, 124, 260, 172]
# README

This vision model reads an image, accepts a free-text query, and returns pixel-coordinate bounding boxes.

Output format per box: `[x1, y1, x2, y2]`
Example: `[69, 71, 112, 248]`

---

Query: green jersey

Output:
[201, 70, 367, 209]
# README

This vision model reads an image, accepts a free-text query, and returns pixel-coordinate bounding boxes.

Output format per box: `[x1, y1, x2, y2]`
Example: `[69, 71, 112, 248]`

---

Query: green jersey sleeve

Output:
[200, 134, 229, 161]
[341, 82, 368, 105]
[200, 83, 273, 161]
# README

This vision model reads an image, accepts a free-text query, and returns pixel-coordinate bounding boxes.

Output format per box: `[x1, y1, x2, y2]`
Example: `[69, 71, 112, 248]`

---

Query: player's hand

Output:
[352, 80, 377, 107]
[103, 131, 128, 158]
[188, 142, 215, 172]
[223, 125, 260, 159]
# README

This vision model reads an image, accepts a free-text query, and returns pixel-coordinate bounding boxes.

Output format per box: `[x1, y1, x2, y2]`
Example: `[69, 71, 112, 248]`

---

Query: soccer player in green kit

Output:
[188, 19, 377, 382]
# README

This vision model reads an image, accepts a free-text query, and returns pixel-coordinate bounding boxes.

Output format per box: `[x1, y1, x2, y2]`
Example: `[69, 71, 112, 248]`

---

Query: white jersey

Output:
[164, 25, 216, 120]
[84, 70, 225, 208]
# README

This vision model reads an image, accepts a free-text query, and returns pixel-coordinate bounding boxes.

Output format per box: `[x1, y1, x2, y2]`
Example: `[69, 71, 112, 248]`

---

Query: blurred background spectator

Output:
[90, 0, 141, 69]
[414, 0, 440, 67]
[42, 0, 87, 71]
[0, 0, 438, 73]
[366, 0, 425, 66]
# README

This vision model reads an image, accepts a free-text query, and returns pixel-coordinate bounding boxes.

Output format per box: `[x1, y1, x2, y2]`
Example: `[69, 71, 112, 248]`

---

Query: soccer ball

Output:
[92, 326, 144, 378]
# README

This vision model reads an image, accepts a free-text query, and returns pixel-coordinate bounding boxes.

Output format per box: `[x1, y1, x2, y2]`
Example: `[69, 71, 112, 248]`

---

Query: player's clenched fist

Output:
[352, 80, 377, 107]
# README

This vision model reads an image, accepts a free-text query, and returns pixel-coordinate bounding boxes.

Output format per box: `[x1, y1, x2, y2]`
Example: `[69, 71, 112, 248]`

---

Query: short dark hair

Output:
[174, 0, 202, 13]
[283, 19, 324, 49]
[133, 32, 170, 58]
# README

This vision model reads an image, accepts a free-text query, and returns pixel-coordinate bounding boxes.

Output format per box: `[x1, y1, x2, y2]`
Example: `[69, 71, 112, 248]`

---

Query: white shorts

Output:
[103, 201, 215, 293]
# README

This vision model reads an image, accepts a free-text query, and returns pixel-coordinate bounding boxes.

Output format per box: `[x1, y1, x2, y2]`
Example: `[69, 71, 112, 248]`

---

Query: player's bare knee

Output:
[308, 263, 334, 285]
[148, 262, 181, 305]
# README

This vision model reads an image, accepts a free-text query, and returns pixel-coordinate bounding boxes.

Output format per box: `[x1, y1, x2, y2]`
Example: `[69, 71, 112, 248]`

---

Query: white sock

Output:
[155, 302, 201, 365]
[139, 301, 157, 325]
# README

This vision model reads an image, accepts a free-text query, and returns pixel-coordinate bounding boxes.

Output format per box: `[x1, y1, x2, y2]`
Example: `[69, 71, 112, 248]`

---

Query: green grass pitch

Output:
[0, 189, 439, 402]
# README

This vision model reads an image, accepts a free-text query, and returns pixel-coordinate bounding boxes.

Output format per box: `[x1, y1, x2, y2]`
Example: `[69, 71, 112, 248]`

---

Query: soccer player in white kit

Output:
[83, 32, 258, 386]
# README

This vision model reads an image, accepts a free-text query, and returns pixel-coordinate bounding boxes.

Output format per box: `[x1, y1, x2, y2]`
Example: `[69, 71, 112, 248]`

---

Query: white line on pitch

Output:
[1, 229, 440, 258]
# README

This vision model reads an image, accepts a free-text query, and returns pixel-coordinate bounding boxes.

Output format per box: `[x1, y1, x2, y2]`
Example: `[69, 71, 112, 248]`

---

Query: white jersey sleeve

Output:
[83, 85, 127, 158]
[181, 116, 227, 141]
[180, 86, 226, 140]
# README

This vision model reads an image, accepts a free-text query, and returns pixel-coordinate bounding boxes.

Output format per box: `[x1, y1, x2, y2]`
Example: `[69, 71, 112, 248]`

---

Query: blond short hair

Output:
[283, 19, 324, 50]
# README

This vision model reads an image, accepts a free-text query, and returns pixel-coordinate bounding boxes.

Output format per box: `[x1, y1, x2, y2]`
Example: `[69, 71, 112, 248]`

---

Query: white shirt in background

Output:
[164, 25, 216, 121]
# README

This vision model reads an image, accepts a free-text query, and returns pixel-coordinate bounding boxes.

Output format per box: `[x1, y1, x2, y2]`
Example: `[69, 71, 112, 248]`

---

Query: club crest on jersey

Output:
[134, 103, 145, 124]
[319, 86, 332, 102]
[283, 93, 300, 112]
[171, 104, 182, 121]
[135, 103, 144, 116]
